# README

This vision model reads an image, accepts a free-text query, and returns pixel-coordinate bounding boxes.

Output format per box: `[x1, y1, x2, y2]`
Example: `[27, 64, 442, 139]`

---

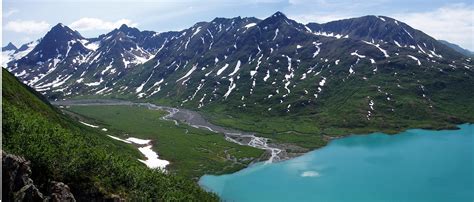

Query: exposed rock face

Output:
[2, 151, 76, 202]
[48, 181, 76, 202]
[2, 151, 45, 201]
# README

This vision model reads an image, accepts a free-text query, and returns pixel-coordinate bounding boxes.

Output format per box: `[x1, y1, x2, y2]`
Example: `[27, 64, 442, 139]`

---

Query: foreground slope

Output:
[2, 69, 217, 201]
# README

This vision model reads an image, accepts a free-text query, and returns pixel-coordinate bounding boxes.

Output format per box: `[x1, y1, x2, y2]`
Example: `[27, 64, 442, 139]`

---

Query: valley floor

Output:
[58, 101, 264, 179]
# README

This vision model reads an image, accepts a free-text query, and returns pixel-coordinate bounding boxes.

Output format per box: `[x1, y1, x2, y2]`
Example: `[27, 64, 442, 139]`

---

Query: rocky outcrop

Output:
[2, 151, 44, 201]
[2, 151, 76, 202]
[48, 181, 76, 202]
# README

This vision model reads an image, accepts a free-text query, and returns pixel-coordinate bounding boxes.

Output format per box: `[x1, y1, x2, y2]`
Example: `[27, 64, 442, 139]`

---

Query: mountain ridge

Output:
[3, 11, 473, 145]
[438, 40, 474, 57]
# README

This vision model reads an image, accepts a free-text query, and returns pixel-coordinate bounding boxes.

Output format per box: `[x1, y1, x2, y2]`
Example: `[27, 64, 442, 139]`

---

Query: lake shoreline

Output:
[199, 124, 474, 201]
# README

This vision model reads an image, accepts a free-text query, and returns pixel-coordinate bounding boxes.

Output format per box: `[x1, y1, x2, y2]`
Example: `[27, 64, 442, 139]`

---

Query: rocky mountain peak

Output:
[2, 42, 18, 51]
[47, 23, 81, 39]
[271, 11, 286, 18]
[118, 23, 140, 34]
[261, 11, 290, 24]
[119, 23, 130, 30]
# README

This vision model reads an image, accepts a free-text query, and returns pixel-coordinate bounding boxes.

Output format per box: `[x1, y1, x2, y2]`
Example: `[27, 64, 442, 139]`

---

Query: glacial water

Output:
[199, 124, 474, 202]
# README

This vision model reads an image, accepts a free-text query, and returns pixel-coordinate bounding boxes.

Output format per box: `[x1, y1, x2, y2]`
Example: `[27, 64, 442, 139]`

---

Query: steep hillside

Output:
[2, 69, 218, 201]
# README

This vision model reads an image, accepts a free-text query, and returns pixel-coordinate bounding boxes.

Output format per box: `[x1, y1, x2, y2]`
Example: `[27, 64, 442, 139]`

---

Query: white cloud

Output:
[5, 20, 50, 34]
[290, 13, 356, 24]
[252, 0, 285, 3]
[288, 0, 388, 9]
[394, 4, 474, 51]
[69, 18, 138, 31]
[3, 9, 19, 17]
[289, 0, 330, 6]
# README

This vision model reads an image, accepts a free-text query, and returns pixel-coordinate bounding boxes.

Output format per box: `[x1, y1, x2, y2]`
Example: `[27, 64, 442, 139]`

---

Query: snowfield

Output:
[78, 120, 169, 169]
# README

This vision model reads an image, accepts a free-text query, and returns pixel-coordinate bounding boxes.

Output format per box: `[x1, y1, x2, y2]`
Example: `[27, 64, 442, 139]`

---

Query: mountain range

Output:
[3, 11, 474, 139]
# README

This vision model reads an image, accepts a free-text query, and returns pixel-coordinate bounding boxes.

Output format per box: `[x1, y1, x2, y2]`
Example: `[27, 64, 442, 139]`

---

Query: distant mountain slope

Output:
[2, 40, 38, 67]
[2, 42, 17, 51]
[3, 11, 473, 147]
[2, 69, 218, 201]
[438, 40, 474, 57]
[306, 15, 463, 60]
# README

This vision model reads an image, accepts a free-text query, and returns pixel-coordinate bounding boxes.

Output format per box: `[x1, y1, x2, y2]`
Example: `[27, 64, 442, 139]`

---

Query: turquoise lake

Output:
[199, 124, 474, 201]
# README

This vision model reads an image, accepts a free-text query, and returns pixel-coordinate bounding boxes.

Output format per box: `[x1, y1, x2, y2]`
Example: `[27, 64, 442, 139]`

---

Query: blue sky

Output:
[2, 0, 473, 50]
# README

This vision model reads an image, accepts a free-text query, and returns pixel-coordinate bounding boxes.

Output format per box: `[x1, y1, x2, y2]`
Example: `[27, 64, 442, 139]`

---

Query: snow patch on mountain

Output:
[177, 64, 198, 83]
[216, 63, 230, 76]
[244, 23, 257, 28]
[350, 50, 366, 58]
[228, 60, 241, 77]
[224, 78, 236, 99]
[407, 55, 421, 66]
[362, 40, 389, 57]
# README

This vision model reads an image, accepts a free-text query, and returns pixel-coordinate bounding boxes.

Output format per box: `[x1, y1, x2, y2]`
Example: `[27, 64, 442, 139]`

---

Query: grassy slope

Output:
[194, 65, 474, 151]
[2, 69, 218, 201]
[66, 105, 264, 178]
